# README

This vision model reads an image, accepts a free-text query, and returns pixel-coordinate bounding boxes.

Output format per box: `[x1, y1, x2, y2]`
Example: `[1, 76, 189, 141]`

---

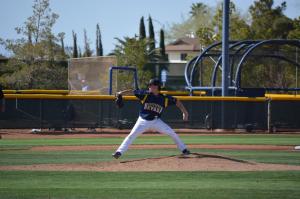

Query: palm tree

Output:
[190, 3, 208, 17]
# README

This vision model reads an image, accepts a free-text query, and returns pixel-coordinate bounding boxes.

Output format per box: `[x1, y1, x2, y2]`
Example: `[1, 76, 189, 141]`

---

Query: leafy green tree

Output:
[1, 0, 59, 61]
[96, 23, 103, 56]
[249, 0, 293, 39]
[166, 2, 213, 41]
[196, 27, 215, 47]
[139, 17, 146, 40]
[24, 0, 59, 44]
[240, 0, 297, 89]
[83, 29, 93, 57]
[0, 0, 67, 89]
[211, 1, 252, 41]
[168, 1, 251, 46]
[72, 31, 78, 58]
[114, 36, 153, 87]
[288, 17, 300, 39]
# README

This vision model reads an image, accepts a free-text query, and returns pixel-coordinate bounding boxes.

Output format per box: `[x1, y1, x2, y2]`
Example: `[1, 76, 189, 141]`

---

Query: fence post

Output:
[267, 98, 272, 133]
[39, 99, 42, 129]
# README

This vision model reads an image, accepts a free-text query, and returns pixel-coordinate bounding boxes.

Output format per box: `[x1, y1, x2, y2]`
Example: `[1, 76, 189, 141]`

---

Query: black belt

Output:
[142, 116, 159, 121]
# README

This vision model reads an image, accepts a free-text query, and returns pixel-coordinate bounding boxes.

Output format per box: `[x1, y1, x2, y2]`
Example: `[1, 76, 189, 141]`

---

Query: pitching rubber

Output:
[295, 146, 300, 150]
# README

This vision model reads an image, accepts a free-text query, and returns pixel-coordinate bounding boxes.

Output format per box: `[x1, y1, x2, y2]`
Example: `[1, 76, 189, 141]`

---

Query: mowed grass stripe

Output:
[1, 135, 300, 148]
[0, 149, 300, 166]
[0, 171, 300, 199]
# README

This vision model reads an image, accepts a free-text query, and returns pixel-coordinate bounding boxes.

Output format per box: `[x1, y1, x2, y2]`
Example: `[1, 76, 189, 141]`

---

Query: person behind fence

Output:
[112, 78, 190, 159]
[81, 79, 90, 92]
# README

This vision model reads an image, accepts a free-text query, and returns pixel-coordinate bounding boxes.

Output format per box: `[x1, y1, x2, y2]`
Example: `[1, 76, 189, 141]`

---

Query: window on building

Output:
[180, 53, 187, 61]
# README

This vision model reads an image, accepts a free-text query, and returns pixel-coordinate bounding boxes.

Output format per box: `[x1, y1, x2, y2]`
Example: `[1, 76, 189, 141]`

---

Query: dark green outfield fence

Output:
[0, 94, 300, 130]
[0, 94, 300, 131]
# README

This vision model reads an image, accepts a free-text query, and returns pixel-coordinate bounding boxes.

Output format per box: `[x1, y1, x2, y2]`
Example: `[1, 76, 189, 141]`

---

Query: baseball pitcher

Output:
[112, 78, 190, 159]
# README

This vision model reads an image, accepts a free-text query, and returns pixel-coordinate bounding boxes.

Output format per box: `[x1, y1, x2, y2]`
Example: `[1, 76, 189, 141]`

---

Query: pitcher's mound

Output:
[111, 153, 300, 171]
[1, 153, 300, 171]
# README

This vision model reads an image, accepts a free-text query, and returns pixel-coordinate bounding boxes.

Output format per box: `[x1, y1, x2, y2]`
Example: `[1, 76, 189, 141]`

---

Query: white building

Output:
[163, 37, 201, 88]
[166, 37, 201, 63]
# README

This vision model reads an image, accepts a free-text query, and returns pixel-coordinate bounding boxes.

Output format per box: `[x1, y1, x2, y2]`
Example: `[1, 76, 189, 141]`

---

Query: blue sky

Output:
[0, 0, 299, 56]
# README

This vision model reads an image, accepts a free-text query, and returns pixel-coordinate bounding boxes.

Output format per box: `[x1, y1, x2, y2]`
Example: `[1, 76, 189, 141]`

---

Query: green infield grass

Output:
[1, 134, 300, 149]
[0, 148, 300, 166]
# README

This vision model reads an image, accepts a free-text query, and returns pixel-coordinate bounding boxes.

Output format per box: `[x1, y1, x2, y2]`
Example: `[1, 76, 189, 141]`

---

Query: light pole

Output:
[221, 0, 230, 130]
[222, 0, 230, 96]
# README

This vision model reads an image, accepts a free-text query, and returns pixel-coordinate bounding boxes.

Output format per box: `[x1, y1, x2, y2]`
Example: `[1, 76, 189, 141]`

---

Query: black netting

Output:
[240, 43, 300, 92]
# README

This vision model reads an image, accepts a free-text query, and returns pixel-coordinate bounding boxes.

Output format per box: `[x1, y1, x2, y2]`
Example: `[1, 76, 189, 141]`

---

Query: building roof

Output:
[0, 55, 8, 61]
[166, 37, 200, 52]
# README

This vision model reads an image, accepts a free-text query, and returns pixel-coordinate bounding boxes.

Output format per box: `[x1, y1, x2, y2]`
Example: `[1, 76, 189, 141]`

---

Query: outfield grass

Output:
[0, 171, 300, 199]
[1, 134, 300, 149]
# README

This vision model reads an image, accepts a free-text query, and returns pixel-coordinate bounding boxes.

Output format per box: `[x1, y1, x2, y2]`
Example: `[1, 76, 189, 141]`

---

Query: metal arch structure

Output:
[184, 39, 300, 96]
[185, 41, 238, 91]
[185, 40, 254, 94]
[211, 40, 259, 87]
[185, 41, 222, 88]
[234, 39, 300, 90]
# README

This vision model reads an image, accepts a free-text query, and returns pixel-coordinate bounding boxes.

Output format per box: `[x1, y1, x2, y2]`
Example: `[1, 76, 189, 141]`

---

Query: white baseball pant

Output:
[116, 116, 187, 154]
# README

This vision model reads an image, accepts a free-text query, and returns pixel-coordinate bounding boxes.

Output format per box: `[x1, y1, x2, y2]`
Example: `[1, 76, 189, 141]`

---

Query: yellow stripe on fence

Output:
[3, 91, 300, 101]
[3, 90, 206, 96]
[3, 94, 266, 102]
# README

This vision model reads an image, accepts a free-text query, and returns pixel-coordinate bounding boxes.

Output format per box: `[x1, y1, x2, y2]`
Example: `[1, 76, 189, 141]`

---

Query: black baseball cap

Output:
[148, 78, 161, 87]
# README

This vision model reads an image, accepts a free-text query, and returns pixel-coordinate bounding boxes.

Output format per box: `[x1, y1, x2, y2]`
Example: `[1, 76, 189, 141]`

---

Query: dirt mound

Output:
[1, 153, 300, 172]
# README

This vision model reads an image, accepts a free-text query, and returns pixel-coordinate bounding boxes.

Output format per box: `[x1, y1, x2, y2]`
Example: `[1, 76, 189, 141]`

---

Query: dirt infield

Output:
[1, 153, 300, 172]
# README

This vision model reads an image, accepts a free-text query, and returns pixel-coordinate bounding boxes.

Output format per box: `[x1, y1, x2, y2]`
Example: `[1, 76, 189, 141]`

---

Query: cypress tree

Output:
[139, 16, 146, 40]
[96, 25, 99, 56]
[148, 15, 155, 53]
[72, 30, 78, 58]
[159, 29, 166, 58]
[60, 36, 65, 55]
[78, 47, 82, 57]
[27, 26, 32, 44]
[83, 29, 92, 57]
[99, 28, 103, 56]
[58, 32, 65, 57]
[96, 23, 103, 56]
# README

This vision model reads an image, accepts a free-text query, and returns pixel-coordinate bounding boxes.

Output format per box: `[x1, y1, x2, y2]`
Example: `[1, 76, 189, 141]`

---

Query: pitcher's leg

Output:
[116, 118, 147, 154]
[155, 119, 187, 151]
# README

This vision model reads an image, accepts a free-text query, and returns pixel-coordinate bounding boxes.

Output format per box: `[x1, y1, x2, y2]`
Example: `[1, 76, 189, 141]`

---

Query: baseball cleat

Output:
[182, 149, 191, 155]
[112, 151, 122, 159]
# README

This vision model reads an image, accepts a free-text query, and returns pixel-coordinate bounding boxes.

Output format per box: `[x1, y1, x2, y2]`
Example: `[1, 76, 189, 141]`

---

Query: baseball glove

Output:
[115, 93, 124, 108]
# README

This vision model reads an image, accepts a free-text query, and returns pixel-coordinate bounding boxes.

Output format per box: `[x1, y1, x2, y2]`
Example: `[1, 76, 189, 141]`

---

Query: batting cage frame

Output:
[185, 39, 300, 96]
[109, 66, 139, 95]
